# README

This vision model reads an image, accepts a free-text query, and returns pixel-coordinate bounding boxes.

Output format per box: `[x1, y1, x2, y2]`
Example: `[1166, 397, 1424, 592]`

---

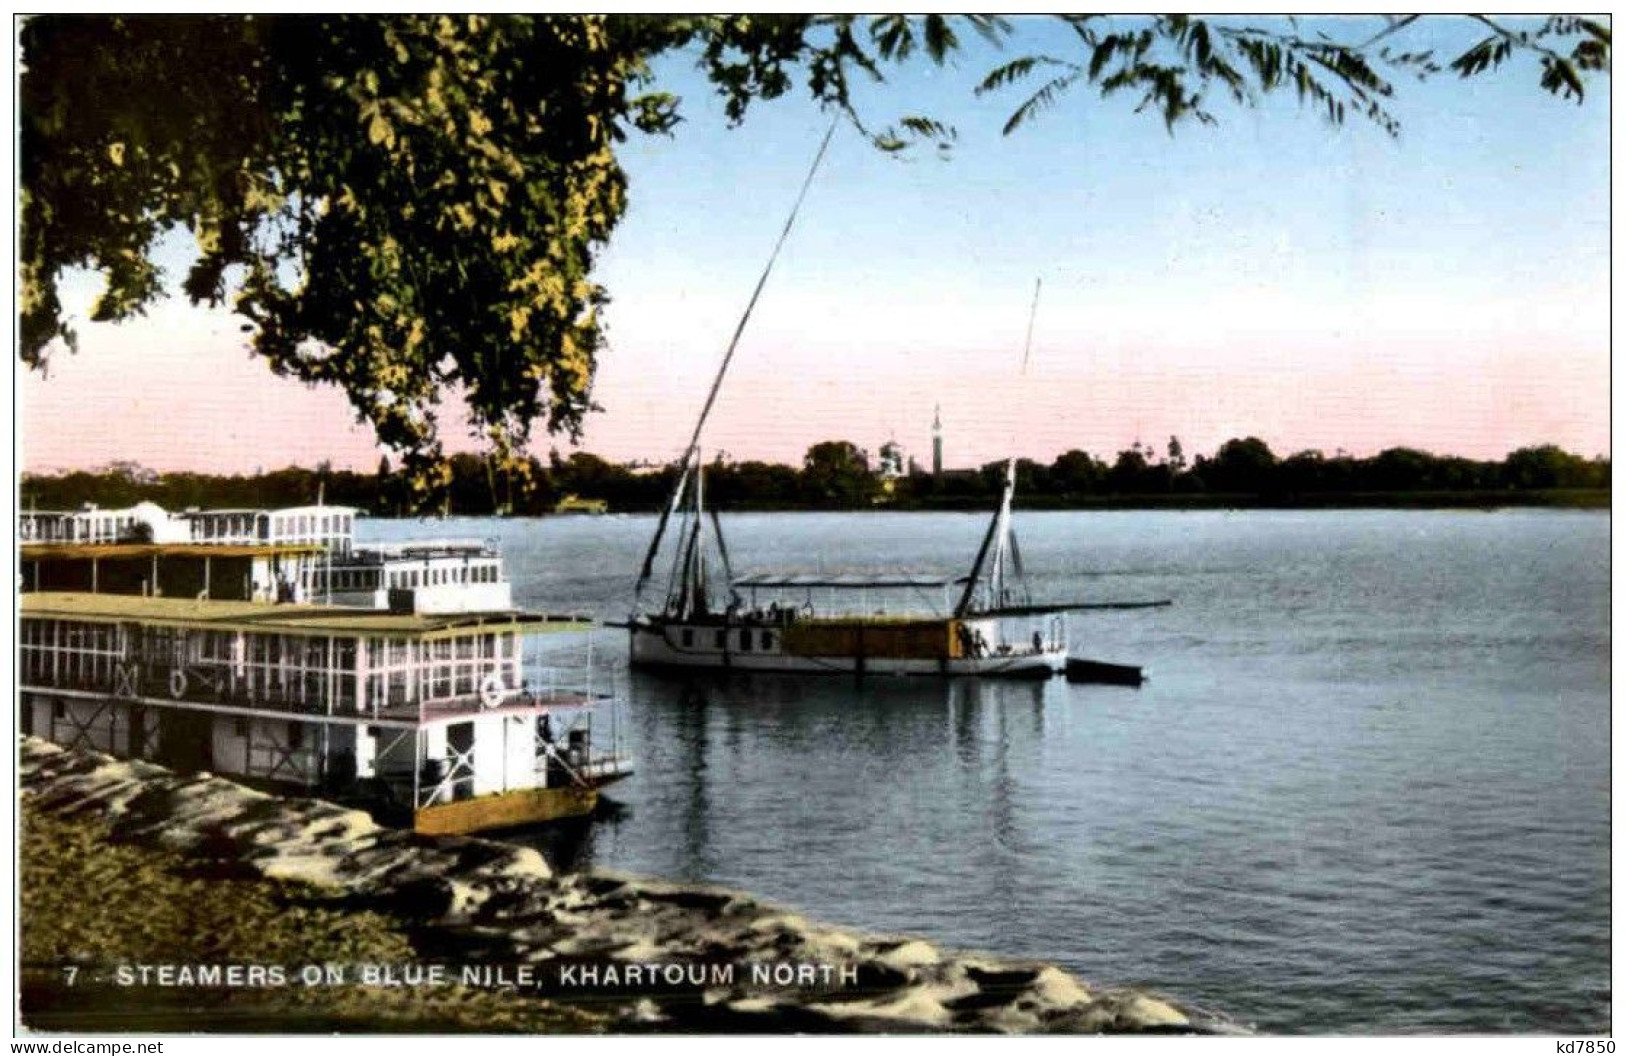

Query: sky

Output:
[17, 15, 1613, 474]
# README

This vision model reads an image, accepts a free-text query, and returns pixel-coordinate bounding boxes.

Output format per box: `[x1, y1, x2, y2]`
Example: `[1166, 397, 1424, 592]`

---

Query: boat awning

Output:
[730, 572, 964, 589]
[978, 599, 1173, 617]
[21, 542, 325, 560]
[20, 591, 594, 639]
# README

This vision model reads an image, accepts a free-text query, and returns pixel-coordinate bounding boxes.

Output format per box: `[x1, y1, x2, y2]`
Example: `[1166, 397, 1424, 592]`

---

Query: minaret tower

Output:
[932, 404, 943, 479]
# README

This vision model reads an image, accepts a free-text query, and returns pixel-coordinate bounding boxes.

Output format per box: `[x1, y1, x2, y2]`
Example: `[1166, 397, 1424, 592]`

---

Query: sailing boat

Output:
[627, 158, 1068, 679]
[627, 451, 1069, 677]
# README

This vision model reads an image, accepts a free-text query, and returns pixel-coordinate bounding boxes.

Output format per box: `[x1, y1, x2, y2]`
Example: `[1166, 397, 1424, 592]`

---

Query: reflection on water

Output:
[371, 509, 1610, 1034]
[515, 671, 1063, 895]
[519, 801, 628, 874]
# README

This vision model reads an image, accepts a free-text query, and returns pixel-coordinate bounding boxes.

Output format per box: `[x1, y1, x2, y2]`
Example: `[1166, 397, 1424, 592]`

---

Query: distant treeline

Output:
[20, 439, 1611, 516]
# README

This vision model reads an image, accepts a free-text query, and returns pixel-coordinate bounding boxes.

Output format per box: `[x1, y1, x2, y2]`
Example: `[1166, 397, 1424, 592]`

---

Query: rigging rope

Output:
[682, 118, 838, 463]
[1019, 276, 1042, 377]
[635, 118, 839, 602]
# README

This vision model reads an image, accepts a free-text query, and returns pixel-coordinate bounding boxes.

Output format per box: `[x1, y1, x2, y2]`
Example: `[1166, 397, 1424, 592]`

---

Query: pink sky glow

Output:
[19, 292, 1610, 475]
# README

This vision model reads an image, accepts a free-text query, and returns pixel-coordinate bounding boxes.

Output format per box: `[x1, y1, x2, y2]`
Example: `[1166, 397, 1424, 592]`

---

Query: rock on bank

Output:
[19, 735, 1239, 1034]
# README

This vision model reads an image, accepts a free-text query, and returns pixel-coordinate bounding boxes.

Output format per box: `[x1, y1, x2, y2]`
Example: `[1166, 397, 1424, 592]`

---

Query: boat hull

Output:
[20, 686, 629, 837]
[413, 785, 600, 835]
[628, 620, 1063, 678]
[1065, 658, 1146, 686]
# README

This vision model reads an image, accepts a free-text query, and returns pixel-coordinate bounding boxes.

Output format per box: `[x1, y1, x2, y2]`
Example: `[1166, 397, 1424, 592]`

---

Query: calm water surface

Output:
[364, 509, 1610, 1034]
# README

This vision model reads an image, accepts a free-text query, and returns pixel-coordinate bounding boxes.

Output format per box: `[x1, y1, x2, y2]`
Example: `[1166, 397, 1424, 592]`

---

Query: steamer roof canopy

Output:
[731, 573, 964, 589]
[20, 591, 591, 637]
[20, 542, 325, 560]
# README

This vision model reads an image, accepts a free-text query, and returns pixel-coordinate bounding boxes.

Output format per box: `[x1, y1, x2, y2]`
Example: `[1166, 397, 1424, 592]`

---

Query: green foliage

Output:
[707, 460, 802, 508]
[672, 14, 1009, 151]
[979, 15, 1609, 137]
[1450, 16, 1611, 101]
[1367, 446, 1437, 490]
[22, 15, 682, 495]
[1107, 447, 1153, 493]
[1205, 436, 1279, 493]
[1502, 444, 1610, 490]
[801, 439, 880, 506]
[1166, 436, 1187, 474]
[1051, 449, 1107, 495]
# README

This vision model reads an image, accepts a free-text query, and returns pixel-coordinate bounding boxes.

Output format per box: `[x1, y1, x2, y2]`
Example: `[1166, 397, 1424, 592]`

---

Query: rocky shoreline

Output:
[19, 736, 1241, 1034]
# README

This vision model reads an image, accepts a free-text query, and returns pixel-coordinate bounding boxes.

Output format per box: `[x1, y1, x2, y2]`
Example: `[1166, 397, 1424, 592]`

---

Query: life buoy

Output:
[479, 673, 505, 709]
[168, 669, 187, 699]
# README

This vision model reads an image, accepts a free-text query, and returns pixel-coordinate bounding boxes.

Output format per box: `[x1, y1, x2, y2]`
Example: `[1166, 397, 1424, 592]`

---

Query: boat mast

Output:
[632, 121, 837, 609]
[954, 279, 1041, 617]
[666, 457, 701, 618]
[688, 456, 707, 615]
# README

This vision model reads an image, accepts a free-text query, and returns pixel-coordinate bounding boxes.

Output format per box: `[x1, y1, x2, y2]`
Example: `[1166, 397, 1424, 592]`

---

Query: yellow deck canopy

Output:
[20, 591, 592, 639]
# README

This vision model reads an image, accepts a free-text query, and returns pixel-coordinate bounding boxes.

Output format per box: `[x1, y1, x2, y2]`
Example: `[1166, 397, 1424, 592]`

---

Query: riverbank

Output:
[20, 805, 602, 1033]
[464, 487, 1614, 514]
[732, 488, 1613, 513]
[19, 736, 1238, 1035]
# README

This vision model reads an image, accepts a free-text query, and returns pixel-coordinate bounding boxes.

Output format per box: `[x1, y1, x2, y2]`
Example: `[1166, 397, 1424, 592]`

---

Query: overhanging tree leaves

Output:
[978, 14, 1609, 135]
[19, 15, 1608, 505]
[22, 15, 685, 495]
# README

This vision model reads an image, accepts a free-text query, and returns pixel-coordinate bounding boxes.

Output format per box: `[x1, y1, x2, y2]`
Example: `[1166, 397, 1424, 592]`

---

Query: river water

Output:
[363, 508, 1610, 1034]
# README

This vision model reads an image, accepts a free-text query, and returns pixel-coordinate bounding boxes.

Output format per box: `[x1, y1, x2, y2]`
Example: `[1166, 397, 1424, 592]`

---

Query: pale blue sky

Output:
[21, 15, 1611, 473]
